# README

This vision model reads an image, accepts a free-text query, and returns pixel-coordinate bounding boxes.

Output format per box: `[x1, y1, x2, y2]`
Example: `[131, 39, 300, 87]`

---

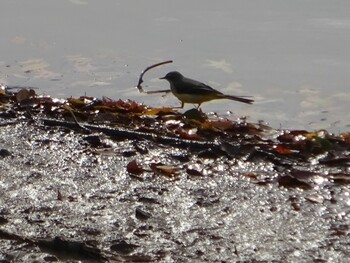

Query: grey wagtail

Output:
[160, 71, 254, 108]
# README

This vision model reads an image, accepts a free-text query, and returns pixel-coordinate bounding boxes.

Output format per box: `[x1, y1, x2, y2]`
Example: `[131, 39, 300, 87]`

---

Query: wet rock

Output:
[110, 240, 139, 254]
[135, 207, 152, 221]
[82, 135, 103, 147]
[0, 149, 11, 158]
[38, 237, 106, 262]
[0, 216, 8, 225]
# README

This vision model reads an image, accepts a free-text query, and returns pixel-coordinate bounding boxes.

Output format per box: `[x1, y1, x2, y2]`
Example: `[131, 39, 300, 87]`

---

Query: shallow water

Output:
[1, 0, 350, 132]
[1, 119, 350, 262]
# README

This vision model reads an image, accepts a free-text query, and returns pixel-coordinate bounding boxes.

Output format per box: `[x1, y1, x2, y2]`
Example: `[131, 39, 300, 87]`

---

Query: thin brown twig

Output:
[136, 60, 173, 92]
[145, 89, 171, 94]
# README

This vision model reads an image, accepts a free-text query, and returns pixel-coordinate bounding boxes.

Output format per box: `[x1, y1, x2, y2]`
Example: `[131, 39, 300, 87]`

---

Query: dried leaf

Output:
[67, 97, 86, 108]
[304, 131, 319, 140]
[274, 145, 293, 155]
[16, 88, 35, 102]
[143, 108, 174, 115]
[340, 132, 350, 143]
[102, 97, 146, 113]
[126, 160, 144, 175]
[150, 163, 179, 176]
[313, 137, 332, 150]
[176, 129, 202, 141]
[201, 120, 234, 131]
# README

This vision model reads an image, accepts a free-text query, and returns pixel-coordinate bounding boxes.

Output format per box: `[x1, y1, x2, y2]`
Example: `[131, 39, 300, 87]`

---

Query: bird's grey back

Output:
[175, 76, 222, 96]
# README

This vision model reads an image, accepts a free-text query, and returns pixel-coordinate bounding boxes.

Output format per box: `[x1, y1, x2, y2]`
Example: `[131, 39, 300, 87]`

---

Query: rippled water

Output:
[1, 0, 350, 132]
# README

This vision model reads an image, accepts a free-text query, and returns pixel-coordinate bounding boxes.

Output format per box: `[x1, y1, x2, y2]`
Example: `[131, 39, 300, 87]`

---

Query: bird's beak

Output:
[159, 76, 166, 80]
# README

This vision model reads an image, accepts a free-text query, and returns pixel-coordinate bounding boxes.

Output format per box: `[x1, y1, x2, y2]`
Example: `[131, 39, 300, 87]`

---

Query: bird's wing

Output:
[176, 77, 222, 96]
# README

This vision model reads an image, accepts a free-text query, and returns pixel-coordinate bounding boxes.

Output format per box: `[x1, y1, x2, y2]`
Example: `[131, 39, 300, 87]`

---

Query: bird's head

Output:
[160, 71, 184, 82]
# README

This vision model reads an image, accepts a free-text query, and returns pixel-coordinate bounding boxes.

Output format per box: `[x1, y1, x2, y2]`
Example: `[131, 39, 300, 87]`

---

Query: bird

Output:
[160, 71, 253, 108]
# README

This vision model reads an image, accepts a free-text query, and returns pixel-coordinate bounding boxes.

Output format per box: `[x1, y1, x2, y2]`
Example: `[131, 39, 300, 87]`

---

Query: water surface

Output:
[1, 0, 350, 132]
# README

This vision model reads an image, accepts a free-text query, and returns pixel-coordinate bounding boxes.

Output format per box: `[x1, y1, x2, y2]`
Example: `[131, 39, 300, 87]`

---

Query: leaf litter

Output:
[0, 80, 350, 262]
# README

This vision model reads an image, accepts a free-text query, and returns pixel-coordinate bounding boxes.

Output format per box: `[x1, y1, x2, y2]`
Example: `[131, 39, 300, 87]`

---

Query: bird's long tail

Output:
[221, 94, 254, 104]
